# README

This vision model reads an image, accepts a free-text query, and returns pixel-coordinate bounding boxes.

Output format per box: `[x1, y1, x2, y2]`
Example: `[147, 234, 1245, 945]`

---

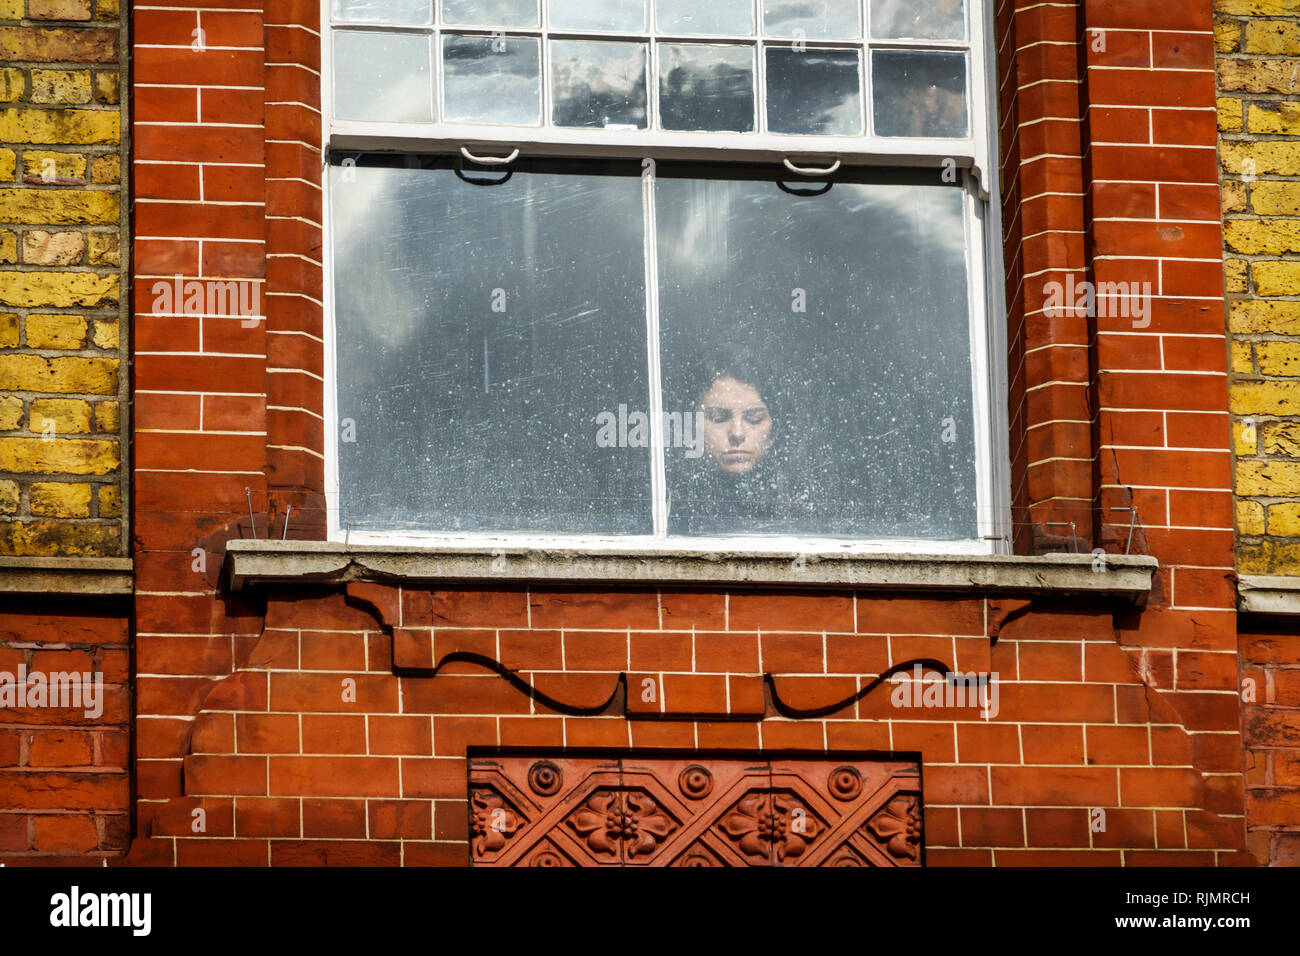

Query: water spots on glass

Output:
[655, 168, 976, 539]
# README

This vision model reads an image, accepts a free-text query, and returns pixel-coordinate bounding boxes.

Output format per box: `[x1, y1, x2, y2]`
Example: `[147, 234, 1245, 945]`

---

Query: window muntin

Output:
[330, 156, 980, 542]
[327, 0, 975, 147]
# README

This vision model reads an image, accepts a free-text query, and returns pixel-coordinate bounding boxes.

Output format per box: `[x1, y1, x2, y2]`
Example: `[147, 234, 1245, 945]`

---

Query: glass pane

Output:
[443, 34, 541, 125]
[659, 44, 754, 132]
[655, 167, 976, 539]
[442, 0, 539, 27]
[330, 157, 652, 535]
[551, 40, 648, 129]
[869, 0, 965, 40]
[765, 48, 861, 135]
[548, 0, 645, 31]
[333, 31, 432, 122]
[762, 0, 858, 39]
[333, 0, 430, 24]
[873, 51, 968, 138]
[657, 0, 753, 35]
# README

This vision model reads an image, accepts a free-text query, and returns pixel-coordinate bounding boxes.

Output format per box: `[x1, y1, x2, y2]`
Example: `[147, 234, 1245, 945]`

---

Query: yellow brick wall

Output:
[1218, 2, 1300, 575]
[0, 0, 125, 556]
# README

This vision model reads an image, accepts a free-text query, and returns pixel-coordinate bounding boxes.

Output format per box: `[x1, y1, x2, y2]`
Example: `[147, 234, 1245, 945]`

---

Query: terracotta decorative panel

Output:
[468, 754, 923, 867]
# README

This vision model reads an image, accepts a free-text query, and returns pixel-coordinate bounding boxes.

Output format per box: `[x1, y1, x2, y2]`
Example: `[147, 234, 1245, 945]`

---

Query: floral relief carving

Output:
[719, 793, 821, 863]
[468, 756, 922, 867]
[470, 789, 522, 858]
[865, 793, 922, 862]
[567, 790, 677, 859]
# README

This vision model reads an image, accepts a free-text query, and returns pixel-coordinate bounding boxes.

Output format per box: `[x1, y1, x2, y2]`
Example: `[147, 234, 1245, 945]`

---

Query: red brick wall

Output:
[1239, 621, 1300, 865]
[121, 587, 1253, 865]
[0, 601, 130, 861]
[105, 0, 1267, 867]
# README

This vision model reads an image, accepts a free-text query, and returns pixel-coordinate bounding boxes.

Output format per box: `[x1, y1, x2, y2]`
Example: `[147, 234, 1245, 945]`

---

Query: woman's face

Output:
[698, 376, 773, 475]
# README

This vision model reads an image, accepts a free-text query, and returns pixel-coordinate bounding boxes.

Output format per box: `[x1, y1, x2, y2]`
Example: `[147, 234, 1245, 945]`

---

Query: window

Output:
[323, 0, 1007, 554]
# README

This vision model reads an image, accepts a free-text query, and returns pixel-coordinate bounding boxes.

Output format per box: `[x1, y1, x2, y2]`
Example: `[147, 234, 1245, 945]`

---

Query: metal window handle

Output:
[461, 146, 520, 166]
[783, 157, 841, 177]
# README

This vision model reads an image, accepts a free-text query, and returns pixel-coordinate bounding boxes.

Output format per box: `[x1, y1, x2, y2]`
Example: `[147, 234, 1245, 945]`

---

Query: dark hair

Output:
[691, 345, 780, 428]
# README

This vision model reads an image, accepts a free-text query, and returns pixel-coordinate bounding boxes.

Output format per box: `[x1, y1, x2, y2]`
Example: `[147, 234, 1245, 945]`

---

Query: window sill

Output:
[1238, 575, 1300, 617]
[224, 541, 1156, 604]
[0, 557, 133, 596]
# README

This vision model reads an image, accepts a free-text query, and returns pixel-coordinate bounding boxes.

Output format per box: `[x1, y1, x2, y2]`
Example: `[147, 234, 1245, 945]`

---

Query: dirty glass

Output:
[656, 0, 753, 35]
[659, 44, 755, 132]
[762, 0, 859, 39]
[442, 0, 538, 27]
[330, 156, 651, 534]
[765, 48, 862, 135]
[869, 0, 965, 40]
[655, 165, 977, 539]
[548, 0, 645, 32]
[551, 40, 649, 129]
[333, 31, 433, 122]
[332, 0, 430, 24]
[442, 34, 542, 125]
[872, 51, 968, 138]
[331, 158, 978, 541]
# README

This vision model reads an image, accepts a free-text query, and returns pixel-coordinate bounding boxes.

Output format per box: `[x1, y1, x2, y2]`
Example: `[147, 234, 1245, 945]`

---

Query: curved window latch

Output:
[782, 157, 841, 177]
[461, 146, 520, 166]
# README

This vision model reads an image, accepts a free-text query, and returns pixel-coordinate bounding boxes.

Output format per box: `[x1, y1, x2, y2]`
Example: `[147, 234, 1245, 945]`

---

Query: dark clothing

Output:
[667, 453, 814, 536]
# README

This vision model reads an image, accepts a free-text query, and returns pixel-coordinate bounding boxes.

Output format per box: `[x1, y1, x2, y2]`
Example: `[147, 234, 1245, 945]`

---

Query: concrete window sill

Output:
[0, 557, 133, 596]
[1238, 575, 1300, 616]
[224, 541, 1157, 603]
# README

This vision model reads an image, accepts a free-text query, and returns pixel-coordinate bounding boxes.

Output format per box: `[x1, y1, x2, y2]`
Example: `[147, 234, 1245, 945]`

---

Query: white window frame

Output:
[320, 0, 1011, 557]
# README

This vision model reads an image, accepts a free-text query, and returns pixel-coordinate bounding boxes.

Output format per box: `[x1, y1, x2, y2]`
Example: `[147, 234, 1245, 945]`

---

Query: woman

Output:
[668, 347, 811, 535]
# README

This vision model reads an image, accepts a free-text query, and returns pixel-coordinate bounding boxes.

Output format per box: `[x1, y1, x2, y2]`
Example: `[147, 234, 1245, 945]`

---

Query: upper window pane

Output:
[551, 40, 649, 129]
[328, 0, 985, 141]
[333, 0, 430, 24]
[873, 51, 968, 138]
[762, 0, 860, 39]
[333, 31, 433, 122]
[869, 0, 966, 40]
[659, 44, 755, 132]
[442, 0, 539, 27]
[766, 47, 862, 135]
[548, 0, 646, 32]
[443, 34, 542, 125]
[656, 0, 754, 35]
